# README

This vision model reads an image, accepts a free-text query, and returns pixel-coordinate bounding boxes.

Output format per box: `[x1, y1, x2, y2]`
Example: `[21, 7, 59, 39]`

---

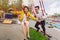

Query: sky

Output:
[9, 0, 60, 16]
[44, 0, 60, 15]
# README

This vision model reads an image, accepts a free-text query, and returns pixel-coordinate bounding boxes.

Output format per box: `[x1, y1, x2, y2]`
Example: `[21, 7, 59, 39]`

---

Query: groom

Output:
[34, 6, 46, 35]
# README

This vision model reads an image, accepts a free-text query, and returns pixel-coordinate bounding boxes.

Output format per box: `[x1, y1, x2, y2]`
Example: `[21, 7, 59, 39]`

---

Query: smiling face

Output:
[35, 6, 39, 13]
[24, 6, 29, 14]
[35, 8, 39, 13]
[24, 7, 28, 13]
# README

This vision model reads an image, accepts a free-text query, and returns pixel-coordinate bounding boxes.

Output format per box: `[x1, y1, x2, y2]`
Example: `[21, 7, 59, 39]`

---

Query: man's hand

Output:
[37, 17, 41, 22]
[36, 18, 41, 22]
[37, 20, 41, 22]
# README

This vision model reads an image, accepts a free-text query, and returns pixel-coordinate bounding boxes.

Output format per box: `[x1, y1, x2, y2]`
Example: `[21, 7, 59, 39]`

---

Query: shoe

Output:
[27, 37, 30, 40]
[37, 29, 40, 32]
[41, 31, 43, 33]
[24, 39, 26, 40]
[47, 34, 52, 38]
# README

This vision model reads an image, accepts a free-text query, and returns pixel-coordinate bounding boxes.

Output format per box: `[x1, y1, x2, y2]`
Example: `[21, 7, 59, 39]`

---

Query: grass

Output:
[29, 28, 48, 40]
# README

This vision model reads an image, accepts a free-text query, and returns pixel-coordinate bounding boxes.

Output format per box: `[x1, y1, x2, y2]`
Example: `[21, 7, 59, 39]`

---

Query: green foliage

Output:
[54, 13, 60, 17]
[0, 0, 22, 11]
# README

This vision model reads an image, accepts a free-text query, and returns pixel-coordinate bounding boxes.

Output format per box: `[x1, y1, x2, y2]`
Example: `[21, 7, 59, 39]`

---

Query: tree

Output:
[0, 0, 22, 11]
[54, 13, 60, 17]
[2, 0, 9, 12]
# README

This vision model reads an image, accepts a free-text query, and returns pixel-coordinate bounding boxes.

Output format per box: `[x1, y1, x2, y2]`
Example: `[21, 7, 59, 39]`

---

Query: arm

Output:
[37, 12, 43, 22]
[11, 10, 23, 15]
[28, 12, 36, 21]
[17, 11, 24, 21]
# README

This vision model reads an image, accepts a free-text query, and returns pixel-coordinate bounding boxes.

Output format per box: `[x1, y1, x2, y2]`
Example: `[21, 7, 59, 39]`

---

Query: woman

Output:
[11, 6, 36, 40]
[21, 6, 36, 40]
[20, 6, 37, 40]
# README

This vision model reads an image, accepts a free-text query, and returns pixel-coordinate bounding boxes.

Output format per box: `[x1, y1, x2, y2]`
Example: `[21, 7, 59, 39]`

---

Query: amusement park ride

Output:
[29, 0, 47, 16]
[39, 0, 47, 16]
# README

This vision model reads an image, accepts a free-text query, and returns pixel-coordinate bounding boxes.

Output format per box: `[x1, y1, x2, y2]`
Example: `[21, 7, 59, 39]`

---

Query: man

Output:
[34, 6, 46, 35]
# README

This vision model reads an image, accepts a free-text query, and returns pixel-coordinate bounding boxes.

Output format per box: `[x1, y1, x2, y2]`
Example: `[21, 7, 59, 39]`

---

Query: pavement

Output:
[0, 23, 24, 40]
[0, 20, 60, 40]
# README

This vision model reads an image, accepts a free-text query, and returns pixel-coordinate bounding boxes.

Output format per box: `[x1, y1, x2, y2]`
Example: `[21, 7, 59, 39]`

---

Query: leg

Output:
[22, 22, 27, 39]
[35, 22, 40, 32]
[25, 21, 30, 38]
[41, 20, 46, 35]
